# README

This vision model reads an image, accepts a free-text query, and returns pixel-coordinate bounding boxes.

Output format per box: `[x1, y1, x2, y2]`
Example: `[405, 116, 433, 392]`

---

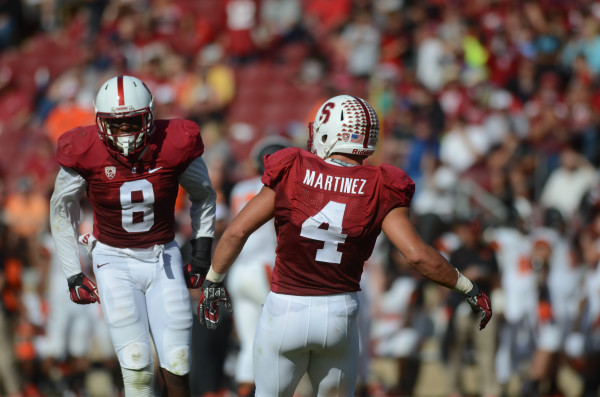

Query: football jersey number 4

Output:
[300, 201, 347, 264]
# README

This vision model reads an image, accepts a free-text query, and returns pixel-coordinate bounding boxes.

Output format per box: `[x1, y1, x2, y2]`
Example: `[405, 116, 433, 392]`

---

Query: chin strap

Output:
[321, 136, 340, 159]
[312, 120, 338, 159]
[327, 158, 357, 167]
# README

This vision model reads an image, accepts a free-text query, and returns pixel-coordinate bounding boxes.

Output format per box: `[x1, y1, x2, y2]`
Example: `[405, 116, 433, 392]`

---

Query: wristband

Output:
[191, 237, 213, 254]
[206, 267, 226, 283]
[453, 269, 476, 295]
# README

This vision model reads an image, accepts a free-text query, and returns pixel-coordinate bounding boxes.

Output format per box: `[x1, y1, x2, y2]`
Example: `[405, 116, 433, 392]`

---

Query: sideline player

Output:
[226, 136, 290, 396]
[197, 95, 492, 396]
[49, 75, 216, 396]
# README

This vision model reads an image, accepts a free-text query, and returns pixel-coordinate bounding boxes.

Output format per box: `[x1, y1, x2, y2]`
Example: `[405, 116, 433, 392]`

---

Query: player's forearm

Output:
[207, 228, 249, 280]
[408, 249, 480, 297]
[382, 208, 458, 289]
[405, 245, 459, 289]
[207, 186, 275, 282]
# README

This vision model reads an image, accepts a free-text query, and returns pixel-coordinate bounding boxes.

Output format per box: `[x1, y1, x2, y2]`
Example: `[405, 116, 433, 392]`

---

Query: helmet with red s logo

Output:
[94, 75, 155, 159]
[308, 95, 379, 159]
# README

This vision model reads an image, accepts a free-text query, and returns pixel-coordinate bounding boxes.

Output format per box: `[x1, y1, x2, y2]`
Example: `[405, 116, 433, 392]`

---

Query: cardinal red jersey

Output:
[262, 147, 415, 295]
[56, 119, 204, 248]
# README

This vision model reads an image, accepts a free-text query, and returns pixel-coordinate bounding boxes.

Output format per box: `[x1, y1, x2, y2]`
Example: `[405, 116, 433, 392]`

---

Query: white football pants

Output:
[92, 240, 193, 375]
[253, 291, 360, 397]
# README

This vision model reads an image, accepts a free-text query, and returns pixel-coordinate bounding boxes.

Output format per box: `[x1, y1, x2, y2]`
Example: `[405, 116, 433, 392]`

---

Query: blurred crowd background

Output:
[2, 0, 600, 396]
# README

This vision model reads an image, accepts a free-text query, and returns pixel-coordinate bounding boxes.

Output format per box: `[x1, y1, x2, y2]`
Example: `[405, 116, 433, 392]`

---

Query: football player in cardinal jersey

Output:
[49, 75, 216, 397]
[196, 94, 492, 397]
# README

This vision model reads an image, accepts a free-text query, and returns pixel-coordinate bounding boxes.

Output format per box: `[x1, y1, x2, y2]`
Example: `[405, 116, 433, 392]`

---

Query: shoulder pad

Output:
[261, 147, 301, 188]
[264, 146, 300, 168]
[155, 119, 204, 169]
[56, 126, 99, 169]
[380, 164, 415, 206]
[162, 119, 203, 150]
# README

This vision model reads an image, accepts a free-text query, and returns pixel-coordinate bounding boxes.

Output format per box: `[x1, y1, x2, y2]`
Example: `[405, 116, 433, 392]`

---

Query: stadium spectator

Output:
[0, 0, 24, 50]
[259, 0, 304, 48]
[439, 115, 492, 175]
[577, 209, 600, 397]
[415, 23, 450, 93]
[338, 10, 381, 79]
[42, 67, 96, 143]
[539, 142, 598, 221]
[4, 177, 49, 243]
[222, 0, 262, 64]
[560, 15, 600, 78]
[0, 220, 23, 397]
[443, 217, 502, 397]
[175, 44, 236, 126]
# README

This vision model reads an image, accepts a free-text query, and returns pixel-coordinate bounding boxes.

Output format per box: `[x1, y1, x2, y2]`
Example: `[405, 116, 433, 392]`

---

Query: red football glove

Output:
[67, 272, 100, 304]
[197, 279, 233, 330]
[184, 264, 205, 289]
[466, 285, 492, 330]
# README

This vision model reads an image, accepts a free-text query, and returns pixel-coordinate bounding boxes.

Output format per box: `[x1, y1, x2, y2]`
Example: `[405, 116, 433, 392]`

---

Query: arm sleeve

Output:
[49, 167, 87, 279]
[178, 156, 217, 239]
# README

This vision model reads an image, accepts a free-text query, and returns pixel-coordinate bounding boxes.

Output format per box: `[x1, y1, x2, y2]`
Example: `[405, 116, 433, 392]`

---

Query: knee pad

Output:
[162, 345, 190, 376]
[121, 365, 154, 397]
[118, 342, 152, 370]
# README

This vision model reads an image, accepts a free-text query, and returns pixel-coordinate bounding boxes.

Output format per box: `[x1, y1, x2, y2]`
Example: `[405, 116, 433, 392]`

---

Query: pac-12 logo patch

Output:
[105, 166, 116, 180]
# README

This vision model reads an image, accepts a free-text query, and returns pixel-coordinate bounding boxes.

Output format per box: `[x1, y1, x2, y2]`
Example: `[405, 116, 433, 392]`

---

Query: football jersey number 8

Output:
[300, 201, 347, 264]
[120, 179, 155, 232]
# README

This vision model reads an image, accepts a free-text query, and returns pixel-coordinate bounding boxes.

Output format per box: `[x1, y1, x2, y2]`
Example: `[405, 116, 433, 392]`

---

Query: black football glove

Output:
[184, 237, 213, 289]
[67, 272, 100, 304]
[465, 283, 492, 330]
[197, 278, 233, 330]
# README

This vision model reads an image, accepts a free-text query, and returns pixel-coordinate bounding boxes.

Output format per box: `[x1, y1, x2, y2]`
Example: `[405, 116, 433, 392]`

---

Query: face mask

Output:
[114, 134, 137, 157]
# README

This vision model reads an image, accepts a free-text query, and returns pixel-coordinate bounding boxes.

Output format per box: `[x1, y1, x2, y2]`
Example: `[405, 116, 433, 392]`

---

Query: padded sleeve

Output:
[178, 156, 216, 239]
[164, 119, 205, 172]
[49, 167, 87, 278]
[380, 164, 416, 209]
[56, 127, 95, 171]
[261, 147, 301, 189]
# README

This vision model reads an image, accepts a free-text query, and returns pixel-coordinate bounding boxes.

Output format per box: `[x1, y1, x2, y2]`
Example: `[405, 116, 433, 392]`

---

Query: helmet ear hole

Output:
[321, 134, 327, 143]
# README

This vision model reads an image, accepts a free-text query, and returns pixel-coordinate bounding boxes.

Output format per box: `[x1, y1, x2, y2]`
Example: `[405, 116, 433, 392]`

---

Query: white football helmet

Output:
[95, 75, 155, 158]
[308, 95, 379, 159]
